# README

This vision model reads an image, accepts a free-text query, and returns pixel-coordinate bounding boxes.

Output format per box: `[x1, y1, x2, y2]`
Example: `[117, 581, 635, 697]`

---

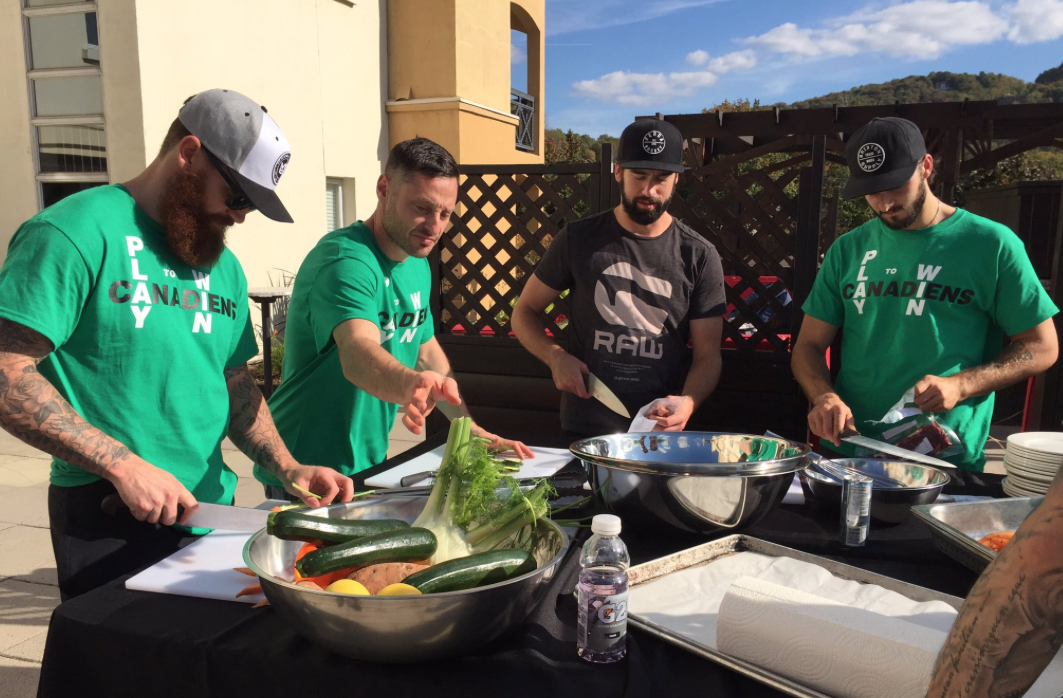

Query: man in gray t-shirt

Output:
[512, 118, 726, 436]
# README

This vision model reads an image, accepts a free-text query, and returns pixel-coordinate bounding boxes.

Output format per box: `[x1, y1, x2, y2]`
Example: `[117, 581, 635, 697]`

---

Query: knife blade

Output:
[587, 373, 630, 418]
[182, 502, 271, 531]
[839, 429, 956, 469]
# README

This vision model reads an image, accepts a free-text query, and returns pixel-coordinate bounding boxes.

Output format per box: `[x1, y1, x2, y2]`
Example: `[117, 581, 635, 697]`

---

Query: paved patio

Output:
[0, 422, 1007, 698]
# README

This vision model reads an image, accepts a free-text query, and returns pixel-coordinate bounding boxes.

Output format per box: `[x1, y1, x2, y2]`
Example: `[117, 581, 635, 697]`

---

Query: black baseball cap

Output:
[178, 89, 294, 222]
[617, 118, 685, 173]
[842, 117, 927, 200]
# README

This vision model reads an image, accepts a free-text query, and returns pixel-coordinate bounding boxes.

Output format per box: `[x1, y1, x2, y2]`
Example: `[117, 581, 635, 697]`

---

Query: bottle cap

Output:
[591, 514, 622, 536]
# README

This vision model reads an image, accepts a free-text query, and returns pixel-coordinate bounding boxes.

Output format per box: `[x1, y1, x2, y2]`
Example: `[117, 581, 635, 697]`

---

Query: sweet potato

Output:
[978, 530, 1015, 552]
[347, 562, 430, 595]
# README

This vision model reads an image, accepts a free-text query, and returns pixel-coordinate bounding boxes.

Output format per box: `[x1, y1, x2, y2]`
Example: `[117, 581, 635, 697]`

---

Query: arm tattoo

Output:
[223, 364, 292, 477]
[988, 340, 1034, 369]
[928, 471, 1063, 697]
[0, 319, 134, 477]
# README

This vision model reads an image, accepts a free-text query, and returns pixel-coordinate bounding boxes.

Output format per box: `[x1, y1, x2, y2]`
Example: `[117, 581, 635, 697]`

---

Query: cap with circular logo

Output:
[616, 118, 685, 173]
[178, 89, 294, 223]
[842, 116, 927, 200]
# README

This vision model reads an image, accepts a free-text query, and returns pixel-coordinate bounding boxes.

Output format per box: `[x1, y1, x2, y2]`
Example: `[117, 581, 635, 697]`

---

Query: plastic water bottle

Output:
[840, 475, 873, 547]
[577, 514, 630, 663]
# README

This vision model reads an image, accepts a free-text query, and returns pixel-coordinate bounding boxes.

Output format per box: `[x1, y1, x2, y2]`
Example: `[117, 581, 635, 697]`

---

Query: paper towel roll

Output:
[717, 576, 948, 698]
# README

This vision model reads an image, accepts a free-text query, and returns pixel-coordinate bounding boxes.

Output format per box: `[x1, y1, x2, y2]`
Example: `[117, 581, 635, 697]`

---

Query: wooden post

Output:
[939, 127, 963, 206]
[599, 142, 614, 213]
[791, 136, 826, 338]
[1029, 183, 1063, 430]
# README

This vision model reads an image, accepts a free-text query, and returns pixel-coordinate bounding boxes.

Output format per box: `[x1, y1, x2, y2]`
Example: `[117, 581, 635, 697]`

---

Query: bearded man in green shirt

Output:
[0, 89, 353, 600]
[260, 138, 531, 494]
[793, 117, 1059, 471]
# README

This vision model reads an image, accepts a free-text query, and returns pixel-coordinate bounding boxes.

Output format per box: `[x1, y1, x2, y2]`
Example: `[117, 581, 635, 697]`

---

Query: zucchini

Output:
[403, 550, 536, 594]
[296, 528, 437, 578]
[268, 511, 409, 545]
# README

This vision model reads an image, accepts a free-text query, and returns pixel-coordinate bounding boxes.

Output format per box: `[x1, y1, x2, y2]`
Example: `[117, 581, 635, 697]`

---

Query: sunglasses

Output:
[204, 150, 256, 212]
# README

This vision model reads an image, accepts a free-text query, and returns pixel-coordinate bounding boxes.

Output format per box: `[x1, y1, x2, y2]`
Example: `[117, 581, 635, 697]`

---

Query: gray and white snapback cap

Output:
[178, 89, 293, 222]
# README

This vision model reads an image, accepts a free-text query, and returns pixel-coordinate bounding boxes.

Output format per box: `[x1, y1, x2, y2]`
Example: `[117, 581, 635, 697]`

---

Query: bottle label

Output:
[578, 590, 628, 652]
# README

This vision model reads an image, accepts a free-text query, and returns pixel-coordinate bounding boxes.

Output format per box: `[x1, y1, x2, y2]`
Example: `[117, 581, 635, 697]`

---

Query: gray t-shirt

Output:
[533, 210, 726, 435]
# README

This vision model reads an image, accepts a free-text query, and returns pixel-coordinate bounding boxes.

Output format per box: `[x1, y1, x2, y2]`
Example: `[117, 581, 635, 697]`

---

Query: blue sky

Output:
[511, 0, 1063, 138]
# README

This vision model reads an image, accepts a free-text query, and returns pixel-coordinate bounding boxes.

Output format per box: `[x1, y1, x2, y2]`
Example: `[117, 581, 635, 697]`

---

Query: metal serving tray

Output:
[627, 534, 962, 698]
[912, 496, 1044, 574]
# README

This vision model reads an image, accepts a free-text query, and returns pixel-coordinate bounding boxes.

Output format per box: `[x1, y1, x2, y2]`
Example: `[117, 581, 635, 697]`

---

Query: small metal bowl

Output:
[243, 497, 569, 663]
[570, 432, 811, 535]
[800, 458, 951, 524]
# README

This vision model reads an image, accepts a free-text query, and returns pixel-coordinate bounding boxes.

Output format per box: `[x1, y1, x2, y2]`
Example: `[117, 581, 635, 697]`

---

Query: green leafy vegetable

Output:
[412, 418, 553, 564]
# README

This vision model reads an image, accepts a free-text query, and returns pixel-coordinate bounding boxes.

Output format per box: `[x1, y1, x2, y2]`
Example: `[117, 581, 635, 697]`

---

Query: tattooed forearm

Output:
[223, 364, 294, 477]
[928, 470, 1063, 697]
[988, 340, 1034, 369]
[0, 320, 134, 477]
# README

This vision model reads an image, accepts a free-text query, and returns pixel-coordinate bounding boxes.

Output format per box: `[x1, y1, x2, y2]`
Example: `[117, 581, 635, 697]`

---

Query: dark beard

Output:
[160, 170, 232, 268]
[878, 182, 927, 230]
[621, 190, 672, 226]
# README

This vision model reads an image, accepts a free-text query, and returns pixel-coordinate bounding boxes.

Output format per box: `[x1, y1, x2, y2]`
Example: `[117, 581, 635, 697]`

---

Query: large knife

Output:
[587, 373, 630, 418]
[839, 429, 956, 469]
[101, 494, 272, 531]
[182, 502, 272, 531]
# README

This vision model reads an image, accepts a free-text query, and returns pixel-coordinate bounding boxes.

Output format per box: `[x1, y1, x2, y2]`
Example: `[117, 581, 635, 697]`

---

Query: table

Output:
[247, 287, 292, 398]
[38, 436, 994, 698]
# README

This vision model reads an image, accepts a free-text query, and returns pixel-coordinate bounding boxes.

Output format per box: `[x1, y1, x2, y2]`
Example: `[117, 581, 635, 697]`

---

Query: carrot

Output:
[233, 567, 256, 577]
[236, 583, 263, 598]
[252, 599, 271, 608]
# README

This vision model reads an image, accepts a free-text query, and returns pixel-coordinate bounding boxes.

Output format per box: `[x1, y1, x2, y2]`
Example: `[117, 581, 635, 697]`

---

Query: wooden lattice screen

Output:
[438, 142, 836, 357]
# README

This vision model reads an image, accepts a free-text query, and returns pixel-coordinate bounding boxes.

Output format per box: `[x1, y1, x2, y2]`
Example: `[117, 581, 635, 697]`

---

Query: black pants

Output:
[48, 480, 198, 602]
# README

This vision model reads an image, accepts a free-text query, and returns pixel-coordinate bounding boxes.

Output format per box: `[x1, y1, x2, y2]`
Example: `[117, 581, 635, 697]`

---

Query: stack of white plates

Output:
[1002, 432, 1063, 497]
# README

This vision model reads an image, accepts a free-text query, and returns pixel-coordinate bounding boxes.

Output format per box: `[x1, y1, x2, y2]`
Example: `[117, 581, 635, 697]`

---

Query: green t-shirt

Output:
[0, 185, 259, 502]
[258, 222, 433, 484]
[803, 209, 1058, 470]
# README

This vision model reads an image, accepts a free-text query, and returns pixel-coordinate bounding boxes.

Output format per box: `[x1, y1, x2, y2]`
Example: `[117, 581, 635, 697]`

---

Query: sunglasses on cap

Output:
[204, 149, 256, 212]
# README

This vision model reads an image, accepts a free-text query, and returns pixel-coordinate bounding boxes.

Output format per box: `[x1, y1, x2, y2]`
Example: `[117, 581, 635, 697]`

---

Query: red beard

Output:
[160, 169, 233, 268]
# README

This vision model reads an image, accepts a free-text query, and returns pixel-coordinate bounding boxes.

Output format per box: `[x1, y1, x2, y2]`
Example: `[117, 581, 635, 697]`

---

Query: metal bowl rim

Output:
[800, 459, 951, 492]
[242, 516, 570, 599]
[570, 431, 811, 477]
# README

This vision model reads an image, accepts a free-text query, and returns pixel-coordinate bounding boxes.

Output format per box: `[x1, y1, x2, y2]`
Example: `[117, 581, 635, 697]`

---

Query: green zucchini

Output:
[403, 550, 536, 594]
[267, 511, 409, 545]
[296, 528, 437, 578]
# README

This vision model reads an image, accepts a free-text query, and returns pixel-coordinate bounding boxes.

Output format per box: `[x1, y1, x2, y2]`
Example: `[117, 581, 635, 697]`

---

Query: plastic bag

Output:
[853, 389, 965, 459]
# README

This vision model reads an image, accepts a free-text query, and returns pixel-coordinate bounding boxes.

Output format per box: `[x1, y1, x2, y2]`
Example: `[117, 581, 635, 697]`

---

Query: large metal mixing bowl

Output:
[570, 432, 811, 535]
[243, 497, 569, 663]
[800, 458, 950, 524]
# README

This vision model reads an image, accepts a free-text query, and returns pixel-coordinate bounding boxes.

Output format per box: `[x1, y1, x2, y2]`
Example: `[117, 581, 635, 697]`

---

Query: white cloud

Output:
[707, 49, 757, 72]
[511, 42, 526, 64]
[744, 1, 1007, 60]
[1006, 0, 1063, 43]
[573, 50, 756, 106]
[685, 49, 710, 66]
[547, 0, 732, 36]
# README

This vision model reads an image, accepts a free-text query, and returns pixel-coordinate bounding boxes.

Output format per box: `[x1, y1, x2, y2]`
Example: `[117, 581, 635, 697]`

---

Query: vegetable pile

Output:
[264, 417, 553, 596]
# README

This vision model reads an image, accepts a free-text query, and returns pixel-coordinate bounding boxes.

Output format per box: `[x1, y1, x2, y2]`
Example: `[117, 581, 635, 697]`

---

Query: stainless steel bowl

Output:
[242, 497, 569, 663]
[800, 458, 951, 524]
[570, 432, 811, 535]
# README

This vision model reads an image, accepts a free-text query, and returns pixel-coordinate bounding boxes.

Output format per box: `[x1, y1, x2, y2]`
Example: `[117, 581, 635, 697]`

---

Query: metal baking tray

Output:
[627, 534, 962, 698]
[912, 496, 1043, 573]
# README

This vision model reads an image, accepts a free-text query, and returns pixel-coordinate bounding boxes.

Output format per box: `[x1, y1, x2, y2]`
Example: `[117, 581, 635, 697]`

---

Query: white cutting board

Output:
[364, 445, 574, 489]
[126, 529, 264, 604]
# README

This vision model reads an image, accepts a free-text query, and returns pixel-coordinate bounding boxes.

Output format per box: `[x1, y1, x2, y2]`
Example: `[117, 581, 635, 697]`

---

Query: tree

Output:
[1035, 61, 1063, 85]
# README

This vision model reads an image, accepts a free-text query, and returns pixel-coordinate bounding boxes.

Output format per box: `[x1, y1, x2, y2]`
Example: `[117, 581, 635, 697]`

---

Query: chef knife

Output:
[101, 494, 272, 531]
[587, 373, 631, 418]
[181, 502, 272, 531]
[839, 429, 956, 469]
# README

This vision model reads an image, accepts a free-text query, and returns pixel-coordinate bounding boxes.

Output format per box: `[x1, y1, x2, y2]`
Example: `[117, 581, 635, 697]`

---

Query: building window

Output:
[22, 0, 108, 210]
[326, 178, 344, 231]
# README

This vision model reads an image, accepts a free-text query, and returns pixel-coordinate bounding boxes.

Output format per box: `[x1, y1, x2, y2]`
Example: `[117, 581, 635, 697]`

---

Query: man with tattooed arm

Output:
[793, 117, 1058, 471]
[0, 89, 352, 600]
[927, 466, 1063, 696]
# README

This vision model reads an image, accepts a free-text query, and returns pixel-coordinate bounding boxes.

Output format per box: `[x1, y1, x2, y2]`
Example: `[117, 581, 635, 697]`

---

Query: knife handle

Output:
[100, 493, 195, 522]
[400, 470, 436, 487]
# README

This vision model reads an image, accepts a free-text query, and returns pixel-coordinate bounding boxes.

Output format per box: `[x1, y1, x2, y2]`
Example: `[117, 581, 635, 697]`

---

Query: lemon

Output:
[324, 579, 370, 595]
[376, 583, 422, 596]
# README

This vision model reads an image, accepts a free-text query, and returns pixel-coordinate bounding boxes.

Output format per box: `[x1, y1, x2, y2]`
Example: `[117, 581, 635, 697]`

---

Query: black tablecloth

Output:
[37, 437, 995, 698]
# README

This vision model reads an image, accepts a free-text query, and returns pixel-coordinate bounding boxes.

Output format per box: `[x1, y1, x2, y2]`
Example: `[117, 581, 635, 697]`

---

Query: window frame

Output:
[326, 177, 345, 232]
[22, 1, 107, 211]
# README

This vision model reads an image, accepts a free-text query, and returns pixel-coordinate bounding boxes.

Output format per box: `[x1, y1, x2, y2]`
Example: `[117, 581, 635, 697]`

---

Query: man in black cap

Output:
[793, 116, 1058, 469]
[0, 89, 353, 599]
[513, 118, 726, 437]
